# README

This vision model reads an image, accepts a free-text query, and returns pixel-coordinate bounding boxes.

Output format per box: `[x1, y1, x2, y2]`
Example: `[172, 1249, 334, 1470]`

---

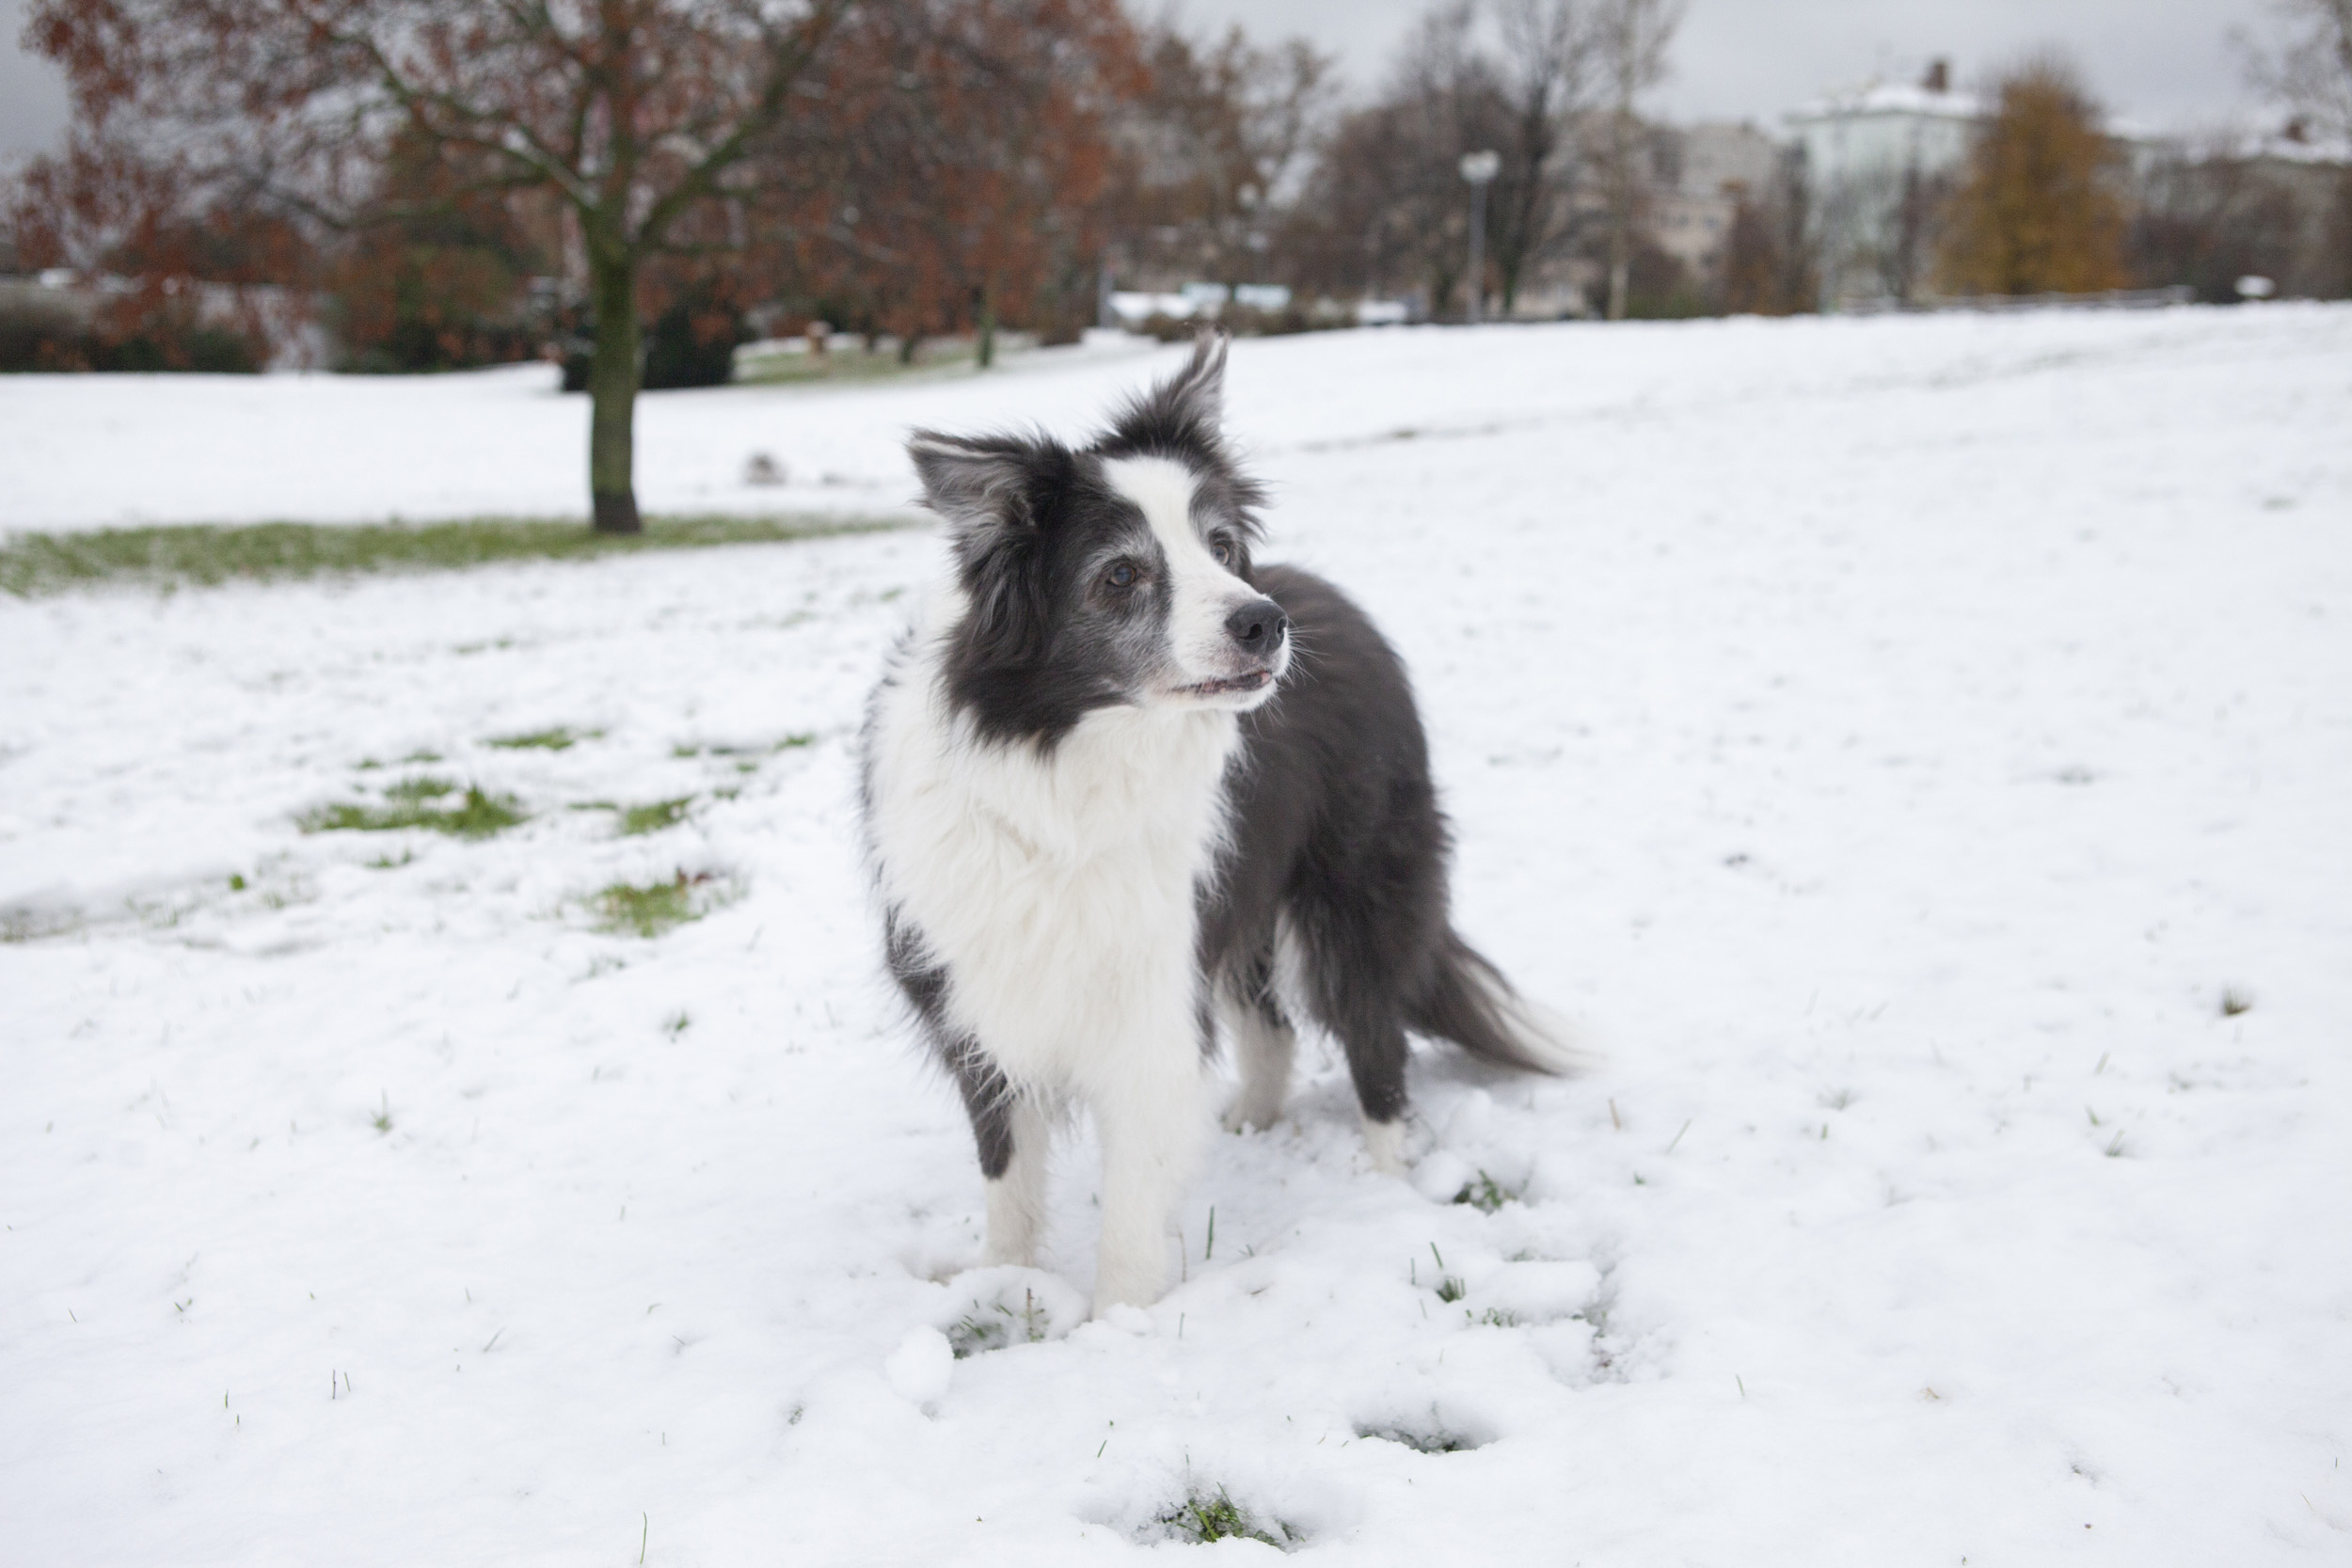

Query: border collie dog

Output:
[860, 335, 1576, 1314]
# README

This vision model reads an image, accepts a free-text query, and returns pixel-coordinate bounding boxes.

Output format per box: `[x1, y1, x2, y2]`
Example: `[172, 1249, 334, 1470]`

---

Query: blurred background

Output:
[1, 0, 2345, 523]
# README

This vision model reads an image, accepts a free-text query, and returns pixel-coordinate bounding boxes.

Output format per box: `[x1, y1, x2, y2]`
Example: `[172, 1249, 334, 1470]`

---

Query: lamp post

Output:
[1458, 150, 1501, 325]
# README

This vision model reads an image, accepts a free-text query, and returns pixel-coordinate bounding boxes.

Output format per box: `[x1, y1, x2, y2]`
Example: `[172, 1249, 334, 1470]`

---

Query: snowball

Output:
[883, 1325, 954, 1409]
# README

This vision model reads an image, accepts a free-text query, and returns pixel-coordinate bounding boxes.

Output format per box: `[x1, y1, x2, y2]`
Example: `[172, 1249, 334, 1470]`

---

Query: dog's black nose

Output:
[1225, 597, 1288, 652]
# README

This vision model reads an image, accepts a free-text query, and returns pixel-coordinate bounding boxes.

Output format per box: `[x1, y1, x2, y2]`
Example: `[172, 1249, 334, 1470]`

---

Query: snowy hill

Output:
[3, 307, 2349, 1563]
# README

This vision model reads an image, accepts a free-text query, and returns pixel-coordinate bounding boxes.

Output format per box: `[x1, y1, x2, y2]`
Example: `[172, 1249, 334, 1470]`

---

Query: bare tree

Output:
[1590, 0, 1685, 319]
[1488, 0, 1597, 314]
[785, 0, 1142, 367]
[1112, 23, 1338, 289]
[2244, 0, 2352, 142]
[1382, 2, 1513, 318]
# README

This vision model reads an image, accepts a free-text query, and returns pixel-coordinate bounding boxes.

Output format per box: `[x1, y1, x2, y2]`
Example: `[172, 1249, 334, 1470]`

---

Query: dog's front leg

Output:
[1086, 1047, 1210, 1315]
[947, 1039, 1052, 1269]
[983, 1095, 1052, 1267]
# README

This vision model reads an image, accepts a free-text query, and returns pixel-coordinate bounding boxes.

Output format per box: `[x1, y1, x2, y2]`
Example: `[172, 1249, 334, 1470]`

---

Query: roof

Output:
[1788, 81, 1985, 125]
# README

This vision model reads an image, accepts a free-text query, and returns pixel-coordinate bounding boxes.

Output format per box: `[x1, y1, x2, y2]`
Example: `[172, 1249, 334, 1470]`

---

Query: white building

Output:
[1785, 65, 1982, 307]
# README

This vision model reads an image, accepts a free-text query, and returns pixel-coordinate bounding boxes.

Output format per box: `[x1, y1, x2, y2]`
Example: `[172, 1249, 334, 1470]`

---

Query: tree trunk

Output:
[1607, 105, 1632, 321]
[976, 281, 997, 370]
[587, 247, 643, 534]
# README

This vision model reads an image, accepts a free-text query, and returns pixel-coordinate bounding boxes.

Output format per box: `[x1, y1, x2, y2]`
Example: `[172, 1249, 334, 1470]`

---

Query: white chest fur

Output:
[866, 631, 1241, 1090]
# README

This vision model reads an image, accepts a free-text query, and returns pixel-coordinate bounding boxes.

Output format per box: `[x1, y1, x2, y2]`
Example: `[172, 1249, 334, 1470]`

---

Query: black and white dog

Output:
[860, 335, 1576, 1314]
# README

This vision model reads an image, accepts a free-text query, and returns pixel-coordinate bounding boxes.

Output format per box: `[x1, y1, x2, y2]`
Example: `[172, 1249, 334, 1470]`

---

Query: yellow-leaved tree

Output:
[1938, 58, 2129, 296]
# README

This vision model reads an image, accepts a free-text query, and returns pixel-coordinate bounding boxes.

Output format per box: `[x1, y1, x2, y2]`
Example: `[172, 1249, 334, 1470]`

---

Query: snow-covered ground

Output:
[4, 308, 2349, 1564]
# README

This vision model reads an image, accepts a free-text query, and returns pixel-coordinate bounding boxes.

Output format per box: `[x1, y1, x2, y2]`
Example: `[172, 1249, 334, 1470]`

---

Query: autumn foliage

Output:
[785, 0, 1144, 364]
[1936, 59, 2128, 297]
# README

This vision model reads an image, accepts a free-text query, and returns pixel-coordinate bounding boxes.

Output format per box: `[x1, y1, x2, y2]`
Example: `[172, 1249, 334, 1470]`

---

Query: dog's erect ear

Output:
[1161, 329, 1229, 428]
[1104, 329, 1229, 450]
[907, 431, 1040, 532]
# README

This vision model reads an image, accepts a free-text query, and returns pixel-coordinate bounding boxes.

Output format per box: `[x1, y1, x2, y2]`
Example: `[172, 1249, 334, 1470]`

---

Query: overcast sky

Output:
[1, 0, 2292, 163]
[1170, 0, 2277, 131]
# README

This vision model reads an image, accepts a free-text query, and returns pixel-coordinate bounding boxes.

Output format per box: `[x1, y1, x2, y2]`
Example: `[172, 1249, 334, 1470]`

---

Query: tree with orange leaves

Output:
[1937, 58, 2129, 297]
[26, 0, 851, 533]
[5, 132, 311, 371]
[784, 0, 1143, 366]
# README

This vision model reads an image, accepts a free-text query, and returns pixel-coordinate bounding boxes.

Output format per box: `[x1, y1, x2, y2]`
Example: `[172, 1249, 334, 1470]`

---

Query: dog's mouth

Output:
[1174, 669, 1277, 700]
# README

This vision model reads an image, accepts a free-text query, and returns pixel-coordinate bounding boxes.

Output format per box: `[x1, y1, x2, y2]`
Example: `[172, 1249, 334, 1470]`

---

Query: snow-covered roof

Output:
[1788, 81, 1984, 125]
[1785, 83, 2212, 154]
[2234, 129, 2352, 165]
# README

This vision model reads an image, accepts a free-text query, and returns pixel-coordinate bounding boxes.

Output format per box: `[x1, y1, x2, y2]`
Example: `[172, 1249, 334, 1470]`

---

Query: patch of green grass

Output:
[595, 870, 722, 938]
[945, 1289, 1050, 1358]
[0, 513, 918, 597]
[486, 726, 597, 752]
[672, 732, 817, 762]
[734, 341, 980, 387]
[1452, 1170, 1518, 1213]
[1154, 1488, 1297, 1549]
[1435, 1275, 1468, 1305]
[382, 774, 458, 802]
[618, 797, 694, 835]
[298, 784, 526, 839]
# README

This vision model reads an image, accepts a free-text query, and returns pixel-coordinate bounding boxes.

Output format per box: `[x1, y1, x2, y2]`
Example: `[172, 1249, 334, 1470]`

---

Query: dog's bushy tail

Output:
[1408, 933, 1591, 1076]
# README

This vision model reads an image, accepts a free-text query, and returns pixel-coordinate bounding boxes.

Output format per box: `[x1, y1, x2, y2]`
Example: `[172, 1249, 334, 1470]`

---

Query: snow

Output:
[5, 305, 2351, 1563]
[0, 337, 1156, 533]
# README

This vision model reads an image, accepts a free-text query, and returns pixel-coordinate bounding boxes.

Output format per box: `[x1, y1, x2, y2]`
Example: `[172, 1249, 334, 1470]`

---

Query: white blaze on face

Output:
[1101, 454, 1266, 694]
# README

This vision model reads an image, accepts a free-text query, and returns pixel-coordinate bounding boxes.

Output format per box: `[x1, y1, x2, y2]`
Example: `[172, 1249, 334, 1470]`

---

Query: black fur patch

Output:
[886, 911, 1015, 1179]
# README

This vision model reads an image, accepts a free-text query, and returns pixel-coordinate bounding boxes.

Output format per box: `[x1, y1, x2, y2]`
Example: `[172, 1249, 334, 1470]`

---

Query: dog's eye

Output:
[1210, 539, 1234, 566]
[1106, 562, 1136, 588]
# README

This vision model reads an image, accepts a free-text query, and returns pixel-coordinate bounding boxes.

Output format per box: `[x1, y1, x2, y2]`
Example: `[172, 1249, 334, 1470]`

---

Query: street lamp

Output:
[1458, 150, 1501, 325]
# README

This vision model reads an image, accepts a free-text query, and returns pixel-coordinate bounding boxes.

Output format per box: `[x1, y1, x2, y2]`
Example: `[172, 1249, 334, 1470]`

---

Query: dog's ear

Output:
[1160, 329, 1229, 428]
[907, 431, 1041, 533]
[1104, 329, 1229, 449]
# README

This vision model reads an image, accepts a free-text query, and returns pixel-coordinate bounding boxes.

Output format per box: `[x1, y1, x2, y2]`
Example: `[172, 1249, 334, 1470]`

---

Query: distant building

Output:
[1646, 121, 1784, 281]
[1785, 63, 1983, 307]
[1781, 59, 2349, 309]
